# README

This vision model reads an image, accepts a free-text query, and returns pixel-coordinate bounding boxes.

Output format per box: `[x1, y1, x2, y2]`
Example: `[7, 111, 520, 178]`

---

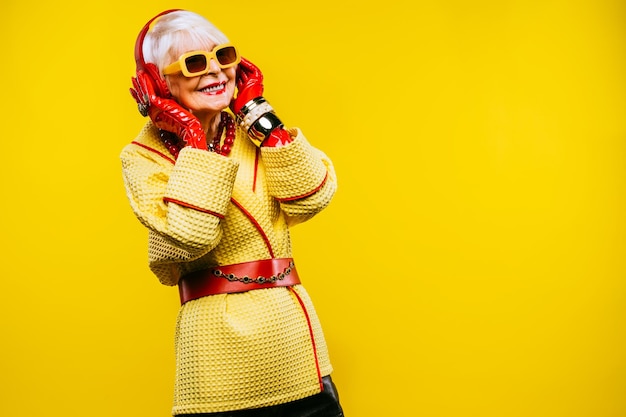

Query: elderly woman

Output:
[120, 9, 344, 417]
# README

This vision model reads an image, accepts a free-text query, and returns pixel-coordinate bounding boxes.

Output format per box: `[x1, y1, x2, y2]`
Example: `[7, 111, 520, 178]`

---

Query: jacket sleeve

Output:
[260, 128, 337, 226]
[120, 127, 239, 257]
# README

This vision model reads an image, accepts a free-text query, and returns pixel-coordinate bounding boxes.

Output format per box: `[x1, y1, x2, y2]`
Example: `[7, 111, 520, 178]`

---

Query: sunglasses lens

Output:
[185, 54, 208, 74]
[216, 46, 238, 66]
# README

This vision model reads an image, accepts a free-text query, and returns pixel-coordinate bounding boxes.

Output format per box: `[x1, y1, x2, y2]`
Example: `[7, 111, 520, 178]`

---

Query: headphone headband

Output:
[134, 9, 182, 70]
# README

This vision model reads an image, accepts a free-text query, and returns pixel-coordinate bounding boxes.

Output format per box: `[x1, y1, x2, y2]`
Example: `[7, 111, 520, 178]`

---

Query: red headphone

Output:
[133, 9, 182, 98]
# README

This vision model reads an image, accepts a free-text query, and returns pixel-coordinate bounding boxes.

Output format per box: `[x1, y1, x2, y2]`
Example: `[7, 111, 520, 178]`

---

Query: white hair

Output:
[142, 10, 230, 74]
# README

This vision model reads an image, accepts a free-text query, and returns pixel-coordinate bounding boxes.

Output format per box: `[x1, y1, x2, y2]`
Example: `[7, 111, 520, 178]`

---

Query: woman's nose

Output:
[207, 58, 221, 74]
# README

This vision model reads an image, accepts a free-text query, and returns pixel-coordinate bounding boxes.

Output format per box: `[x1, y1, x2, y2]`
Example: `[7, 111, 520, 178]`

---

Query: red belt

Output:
[178, 258, 300, 304]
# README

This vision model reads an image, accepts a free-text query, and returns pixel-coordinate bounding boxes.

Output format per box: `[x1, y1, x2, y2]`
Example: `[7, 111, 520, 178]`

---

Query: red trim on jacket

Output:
[131, 141, 175, 164]
[230, 198, 275, 258]
[288, 287, 324, 391]
[253, 148, 260, 193]
[275, 171, 329, 202]
[163, 197, 225, 218]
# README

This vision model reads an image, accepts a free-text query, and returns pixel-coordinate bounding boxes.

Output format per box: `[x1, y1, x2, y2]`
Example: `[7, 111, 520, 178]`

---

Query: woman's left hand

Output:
[230, 58, 293, 148]
[230, 57, 264, 114]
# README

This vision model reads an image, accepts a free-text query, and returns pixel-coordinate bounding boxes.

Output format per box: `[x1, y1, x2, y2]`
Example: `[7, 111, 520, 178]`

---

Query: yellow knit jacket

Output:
[120, 119, 337, 413]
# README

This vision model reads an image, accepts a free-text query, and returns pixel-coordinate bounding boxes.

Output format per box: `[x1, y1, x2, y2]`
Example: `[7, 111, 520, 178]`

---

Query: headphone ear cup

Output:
[142, 63, 172, 98]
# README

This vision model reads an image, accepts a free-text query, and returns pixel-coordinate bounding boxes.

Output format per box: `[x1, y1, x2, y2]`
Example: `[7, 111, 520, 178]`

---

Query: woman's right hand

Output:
[130, 70, 207, 150]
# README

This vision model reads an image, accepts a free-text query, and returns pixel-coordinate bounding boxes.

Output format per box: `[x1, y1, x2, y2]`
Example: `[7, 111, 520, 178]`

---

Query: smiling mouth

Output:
[199, 82, 226, 95]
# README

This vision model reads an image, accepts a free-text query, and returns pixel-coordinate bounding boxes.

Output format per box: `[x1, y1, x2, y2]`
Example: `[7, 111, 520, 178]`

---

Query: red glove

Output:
[230, 58, 292, 147]
[130, 70, 207, 150]
[264, 128, 292, 147]
[230, 57, 264, 115]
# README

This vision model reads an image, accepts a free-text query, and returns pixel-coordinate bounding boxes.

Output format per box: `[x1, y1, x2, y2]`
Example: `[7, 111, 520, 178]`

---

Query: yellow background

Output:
[1, 0, 625, 416]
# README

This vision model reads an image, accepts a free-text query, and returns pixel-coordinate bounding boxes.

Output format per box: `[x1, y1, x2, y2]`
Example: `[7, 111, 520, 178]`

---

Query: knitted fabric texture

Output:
[120, 120, 337, 413]
[173, 285, 332, 413]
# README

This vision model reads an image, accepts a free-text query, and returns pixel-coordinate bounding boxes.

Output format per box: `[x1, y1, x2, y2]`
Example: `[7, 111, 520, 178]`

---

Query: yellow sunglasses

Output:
[163, 43, 240, 77]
